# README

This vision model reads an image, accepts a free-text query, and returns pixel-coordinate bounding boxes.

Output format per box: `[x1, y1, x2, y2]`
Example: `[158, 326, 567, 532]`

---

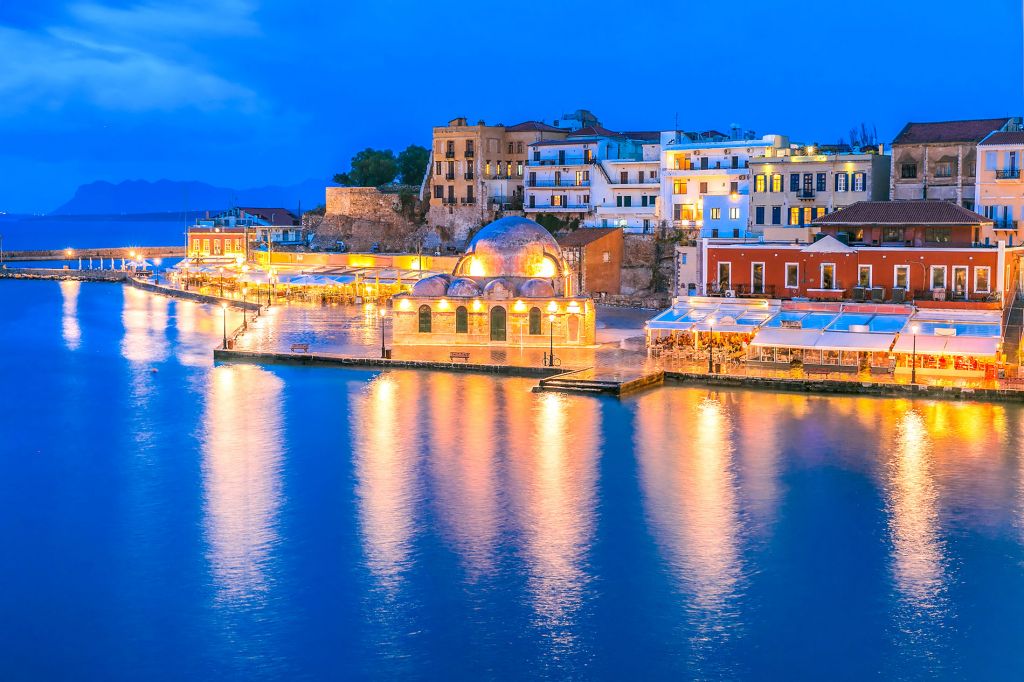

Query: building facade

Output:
[975, 130, 1024, 246]
[749, 149, 890, 241]
[890, 117, 1020, 209]
[556, 227, 624, 296]
[659, 130, 790, 240]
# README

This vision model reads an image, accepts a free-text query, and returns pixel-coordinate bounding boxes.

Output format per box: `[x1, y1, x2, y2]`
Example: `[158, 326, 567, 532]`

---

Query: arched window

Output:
[489, 306, 506, 341]
[418, 305, 432, 333]
[528, 307, 542, 335]
[455, 306, 468, 333]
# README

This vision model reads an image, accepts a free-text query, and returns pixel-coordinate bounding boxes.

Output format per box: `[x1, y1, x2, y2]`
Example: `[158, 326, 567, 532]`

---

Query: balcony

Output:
[526, 179, 590, 188]
[464, 172, 474, 180]
[528, 156, 594, 167]
[465, 149, 475, 159]
[796, 189, 815, 199]
[595, 204, 657, 216]
[524, 203, 589, 212]
[460, 197, 476, 205]
[442, 197, 458, 205]
[445, 172, 455, 180]
[445, 150, 456, 159]
[993, 220, 1018, 230]
[995, 169, 1020, 179]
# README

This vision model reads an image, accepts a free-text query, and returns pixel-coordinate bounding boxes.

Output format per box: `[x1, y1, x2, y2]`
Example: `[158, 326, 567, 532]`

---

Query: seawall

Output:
[2, 246, 184, 262]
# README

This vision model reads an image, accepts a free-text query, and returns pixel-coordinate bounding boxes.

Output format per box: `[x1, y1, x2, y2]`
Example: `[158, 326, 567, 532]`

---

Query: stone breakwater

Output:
[2, 246, 184, 262]
[0, 268, 128, 281]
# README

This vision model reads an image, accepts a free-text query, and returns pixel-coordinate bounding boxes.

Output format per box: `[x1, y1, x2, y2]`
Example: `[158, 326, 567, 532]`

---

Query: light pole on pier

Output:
[707, 317, 717, 374]
[548, 314, 556, 367]
[910, 323, 919, 384]
[222, 303, 228, 349]
[380, 308, 388, 359]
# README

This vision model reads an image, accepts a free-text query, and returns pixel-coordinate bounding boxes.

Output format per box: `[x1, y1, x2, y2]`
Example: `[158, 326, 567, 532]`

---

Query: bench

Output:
[290, 343, 310, 353]
[449, 351, 470, 363]
[805, 368, 832, 378]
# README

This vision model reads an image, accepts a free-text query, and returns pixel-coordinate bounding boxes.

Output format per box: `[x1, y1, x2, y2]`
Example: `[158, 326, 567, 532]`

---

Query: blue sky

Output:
[0, 0, 1021, 213]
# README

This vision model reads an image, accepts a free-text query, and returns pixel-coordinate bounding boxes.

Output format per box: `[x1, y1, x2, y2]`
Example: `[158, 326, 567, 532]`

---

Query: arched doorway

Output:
[455, 306, 468, 334]
[418, 305, 432, 333]
[568, 315, 580, 343]
[490, 306, 507, 341]
[528, 307, 542, 335]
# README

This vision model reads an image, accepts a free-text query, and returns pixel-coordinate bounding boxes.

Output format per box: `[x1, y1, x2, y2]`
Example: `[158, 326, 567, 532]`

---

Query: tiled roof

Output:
[893, 118, 1013, 145]
[557, 227, 621, 247]
[979, 131, 1024, 146]
[505, 120, 564, 133]
[568, 125, 620, 138]
[812, 200, 992, 226]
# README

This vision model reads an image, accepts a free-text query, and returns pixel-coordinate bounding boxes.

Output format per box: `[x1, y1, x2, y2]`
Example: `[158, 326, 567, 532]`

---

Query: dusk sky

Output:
[1, 0, 1022, 213]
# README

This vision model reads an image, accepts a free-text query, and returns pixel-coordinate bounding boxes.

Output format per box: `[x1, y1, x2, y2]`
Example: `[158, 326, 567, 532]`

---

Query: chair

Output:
[852, 287, 866, 302]
[891, 287, 906, 303]
[870, 287, 885, 303]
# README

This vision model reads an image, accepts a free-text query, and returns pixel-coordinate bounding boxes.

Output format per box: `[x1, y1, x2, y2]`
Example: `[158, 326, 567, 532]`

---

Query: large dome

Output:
[454, 217, 566, 280]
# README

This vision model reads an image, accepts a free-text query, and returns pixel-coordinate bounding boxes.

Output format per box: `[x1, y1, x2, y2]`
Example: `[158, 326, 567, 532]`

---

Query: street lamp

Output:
[380, 308, 388, 359]
[707, 316, 717, 374]
[548, 313, 556, 367]
[218, 267, 224, 297]
[242, 287, 249, 331]
[221, 303, 228, 349]
[910, 323, 920, 384]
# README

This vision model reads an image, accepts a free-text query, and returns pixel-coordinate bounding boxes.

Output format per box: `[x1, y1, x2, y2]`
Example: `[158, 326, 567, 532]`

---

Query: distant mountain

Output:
[50, 178, 333, 216]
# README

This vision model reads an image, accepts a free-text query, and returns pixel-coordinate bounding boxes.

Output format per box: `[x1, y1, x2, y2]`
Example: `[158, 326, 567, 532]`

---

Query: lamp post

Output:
[910, 323, 919, 384]
[380, 308, 387, 359]
[221, 303, 228, 349]
[242, 287, 248, 331]
[218, 267, 224, 297]
[548, 314, 556, 366]
[707, 316, 716, 374]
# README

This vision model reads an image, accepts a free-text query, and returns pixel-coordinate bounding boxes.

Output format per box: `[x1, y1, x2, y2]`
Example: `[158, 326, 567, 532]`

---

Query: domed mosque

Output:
[392, 217, 595, 347]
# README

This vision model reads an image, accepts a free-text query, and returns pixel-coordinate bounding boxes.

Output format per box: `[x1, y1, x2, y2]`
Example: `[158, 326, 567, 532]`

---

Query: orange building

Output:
[186, 226, 248, 260]
[557, 227, 623, 296]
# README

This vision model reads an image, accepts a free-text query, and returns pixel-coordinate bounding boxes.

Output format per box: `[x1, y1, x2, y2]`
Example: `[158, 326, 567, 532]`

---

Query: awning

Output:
[750, 328, 823, 348]
[815, 332, 896, 353]
[892, 334, 966, 355]
[943, 336, 1001, 357]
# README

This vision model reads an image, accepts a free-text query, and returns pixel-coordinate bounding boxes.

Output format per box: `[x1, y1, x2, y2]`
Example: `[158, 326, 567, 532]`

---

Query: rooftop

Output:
[557, 227, 622, 248]
[812, 200, 992, 226]
[980, 131, 1024, 146]
[893, 118, 1014, 145]
[505, 120, 564, 133]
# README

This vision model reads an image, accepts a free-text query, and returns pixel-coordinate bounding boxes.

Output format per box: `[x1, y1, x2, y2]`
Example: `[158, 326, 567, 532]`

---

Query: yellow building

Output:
[392, 217, 595, 347]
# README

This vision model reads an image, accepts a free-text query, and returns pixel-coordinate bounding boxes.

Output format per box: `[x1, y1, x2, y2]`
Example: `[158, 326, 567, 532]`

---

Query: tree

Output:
[846, 123, 878, 149]
[396, 145, 430, 186]
[334, 148, 397, 187]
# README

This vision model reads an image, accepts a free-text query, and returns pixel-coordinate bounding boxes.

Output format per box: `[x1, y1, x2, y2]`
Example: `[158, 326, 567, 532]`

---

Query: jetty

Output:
[536, 367, 665, 396]
[1, 246, 183, 262]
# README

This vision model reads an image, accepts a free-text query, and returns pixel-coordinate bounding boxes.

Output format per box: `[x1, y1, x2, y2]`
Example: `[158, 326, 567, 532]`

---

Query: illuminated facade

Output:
[391, 217, 596, 347]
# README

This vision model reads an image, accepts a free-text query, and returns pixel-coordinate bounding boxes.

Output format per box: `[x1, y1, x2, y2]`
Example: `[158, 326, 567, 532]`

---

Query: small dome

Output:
[447, 277, 482, 297]
[482, 278, 515, 299]
[454, 216, 566, 279]
[518, 278, 556, 298]
[411, 274, 451, 297]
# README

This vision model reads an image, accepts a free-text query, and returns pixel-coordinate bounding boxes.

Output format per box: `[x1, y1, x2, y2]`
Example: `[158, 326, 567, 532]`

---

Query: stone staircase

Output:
[536, 367, 664, 397]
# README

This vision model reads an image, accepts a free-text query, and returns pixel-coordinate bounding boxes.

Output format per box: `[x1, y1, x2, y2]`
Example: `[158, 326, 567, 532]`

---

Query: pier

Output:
[1, 245, 184, 262]
[536, 367, 665, 396]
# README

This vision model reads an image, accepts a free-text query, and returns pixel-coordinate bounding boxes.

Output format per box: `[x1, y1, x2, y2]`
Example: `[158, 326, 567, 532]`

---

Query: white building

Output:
[525, 127, 660, 233]
[660, 130, 790, 239]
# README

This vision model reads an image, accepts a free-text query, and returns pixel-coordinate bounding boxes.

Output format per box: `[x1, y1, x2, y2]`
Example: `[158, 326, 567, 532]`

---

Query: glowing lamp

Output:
[534, 258, 556, 278]
[472, 299, 482, 312]
[911, 324, 920, 334]
[379, 308, 387, 318]
[399, 298, 411, 311]
[567, 301, 581, 314]
[548, 314, 555, 323]
[513, 300, 526, 313]
[221, 303, 227, 310]
[235, 255, 245, 265]
[439, 298, 449, 310]
[547, 301, 558, 313]
[129, 250, 137, 258]
[468, 257, 485, 277]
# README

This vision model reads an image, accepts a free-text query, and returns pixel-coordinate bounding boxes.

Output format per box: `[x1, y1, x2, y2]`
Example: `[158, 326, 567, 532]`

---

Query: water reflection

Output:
[121, 286, 169, 365]
[58, 280, 81, 350]
[201, 364, 284, 607]
[504, 388, 600, 656]
[635, 390, 744, 657]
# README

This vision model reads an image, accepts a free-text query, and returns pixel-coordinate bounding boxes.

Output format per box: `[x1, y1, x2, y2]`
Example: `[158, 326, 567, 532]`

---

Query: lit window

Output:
[754, 174, 766, 192]
[710, 207, 721, 220]
[975, 267, 991, 293]
[771, 174, 782, 192]
[894, 265, 909, 289]
[785, 263, 799, 288]
[729, 207, 740, 220]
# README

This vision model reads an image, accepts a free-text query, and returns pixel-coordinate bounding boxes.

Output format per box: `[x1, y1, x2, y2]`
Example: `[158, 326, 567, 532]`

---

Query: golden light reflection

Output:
[504, 386, 600, 653]
[58, 280, 81, 351]
[635, 390, 743, 646]
[120, 285, 170, 365]
[352, 373, 423, 596]
[532, 256, 556, 278]
[468, 256, 485, 277]
[201, 364, 284, 607]
[884, 409, 947, 612]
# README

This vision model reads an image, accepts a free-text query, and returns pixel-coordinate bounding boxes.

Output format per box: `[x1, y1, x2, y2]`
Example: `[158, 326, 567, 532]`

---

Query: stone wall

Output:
[313, 187, 425, 252]
[619, 234, 675, 300]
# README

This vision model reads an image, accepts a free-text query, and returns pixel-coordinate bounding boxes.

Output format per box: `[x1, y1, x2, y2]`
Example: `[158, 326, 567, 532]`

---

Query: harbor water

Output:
[2, 280, 1024, 679]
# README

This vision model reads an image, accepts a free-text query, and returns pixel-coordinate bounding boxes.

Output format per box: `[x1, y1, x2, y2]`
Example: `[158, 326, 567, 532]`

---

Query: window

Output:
[771, 174, 782, 192]
[755, 206, 765, 225]
[894, 265, 909, 290]
[821, 263, 836, 289]
[852, 172, 865, 192]
[575, 170, 584, 185]
[802, 207, 813, 225]
[729, 207, 740, 220]
[202, 238, 210, 253]
[815, 207, 826, 219]
[517, 142, 524, 153]
[529, 307, 542, 335]
[554, 171, 562, 187]
[484, 161, 491, 176]
[602, 251, 611, 263]
[882, 226, 902, 242]
[901, 163, 917, 179]
[552, 195, 564, 207]
[754, 174, 766, 192]
[935, 162, 953, 178]
[925, 227, 952, 243]
[785, 263, 799, 288]
[699, 182, 708, 194]
[816, 173, 826, 191]
[975, 266, 991, 293]
[507, 142, 514, 154]
[191, 238, 200, 253]
[789, 207, 801, 225]
[952, 265, 968, 295]
[673, 178, 687, 194]
[623, 195, 632, 207]
[455, 306, 468, 333]
[717, 262, 731, 289]
[930, 265, 946, 290]
[710, 207, 721, 220]
[985, 151, 997, 170]
[790, 174, 800, 192]
[857, 265, 872, 288]
[771, 206, 782, 225]
[751, 262, 765, 294]
[835, 173, 848, 192]
[418, 305, 432, 333]
[465, 140, 474, 155]
[434, 185, 444, 199]
[517, 161, 523, 176]
[581, 194, 589, 204]
[730, 181, 739, 194]
[235, 238, 242, 251]
[435, 161, 442, 175]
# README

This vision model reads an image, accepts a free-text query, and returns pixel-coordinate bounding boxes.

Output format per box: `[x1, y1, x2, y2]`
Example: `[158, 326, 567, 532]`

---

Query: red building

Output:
[703, 201, 1019, 309]
[186, 226, 248, 259]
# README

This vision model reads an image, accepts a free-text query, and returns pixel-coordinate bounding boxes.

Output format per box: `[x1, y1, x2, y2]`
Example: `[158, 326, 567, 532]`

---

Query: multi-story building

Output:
[976, 130, 1024, 246]
[660, 130, 790, 240]
[186, 207, 302, 259]
[556, 227, 624, 296]
[426, 114, 602, 245]
[524, 127, 656, 230]
[749, 147, 890, 241]
[890, 117, 1021, 209]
